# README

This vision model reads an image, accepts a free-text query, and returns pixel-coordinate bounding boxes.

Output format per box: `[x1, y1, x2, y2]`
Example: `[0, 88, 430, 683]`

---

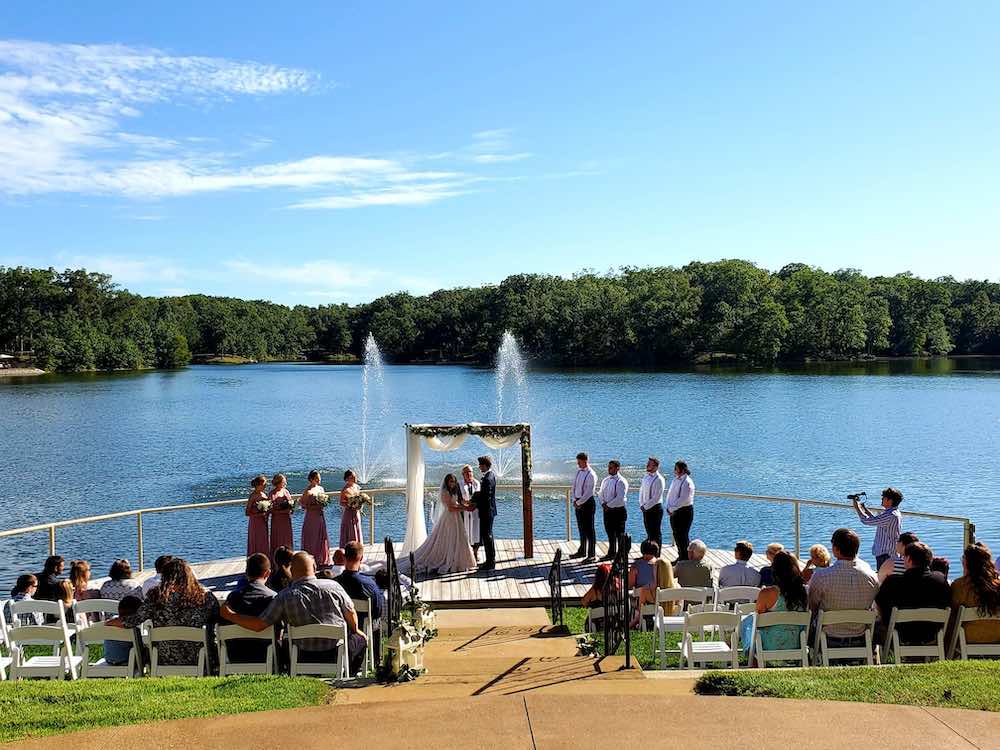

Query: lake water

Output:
[2, 358, 999, 589]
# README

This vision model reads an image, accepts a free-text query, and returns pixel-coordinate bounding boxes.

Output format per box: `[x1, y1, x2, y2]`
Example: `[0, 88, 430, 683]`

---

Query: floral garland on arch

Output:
[406, 422, 530, 441]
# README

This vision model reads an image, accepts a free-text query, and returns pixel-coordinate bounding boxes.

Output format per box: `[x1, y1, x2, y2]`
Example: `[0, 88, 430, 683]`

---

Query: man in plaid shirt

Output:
[808, 528, 879, 644]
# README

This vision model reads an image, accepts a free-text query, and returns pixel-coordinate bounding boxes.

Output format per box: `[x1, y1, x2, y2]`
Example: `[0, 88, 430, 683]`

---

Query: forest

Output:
[1, 260, 999, 371]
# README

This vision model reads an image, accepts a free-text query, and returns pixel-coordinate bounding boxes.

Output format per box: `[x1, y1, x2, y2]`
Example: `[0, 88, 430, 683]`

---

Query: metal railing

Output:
[0, 484, 977, 569]
[602, 533, 632, 669]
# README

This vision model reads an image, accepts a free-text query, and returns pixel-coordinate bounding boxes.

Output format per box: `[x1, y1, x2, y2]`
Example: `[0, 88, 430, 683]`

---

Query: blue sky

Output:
[1, 2, 998, 304]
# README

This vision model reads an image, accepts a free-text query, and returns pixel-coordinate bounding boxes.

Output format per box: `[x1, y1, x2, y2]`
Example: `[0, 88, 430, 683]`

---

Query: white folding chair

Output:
[681, 611, 741, 669]
[654, 587, 712, 669]
[217, 624, 277, 675]
[716, 586, 761, 610]
[288, 623, 349, 679]
[76, 625, 142, 678]
[749, 610, 811, 667]
[951, 606, 1000, 660]
[883, 607, 949, 664]
[8, 620, 82, 680]
[10, 600, 69, 655]
[73, 599, 121, 627]
[149, 626, 209, 677]
[352, 598, 375, 674]
[0, 604, 12, 681]
[585, 606, 606, 634]
[813, 609, 876, 666]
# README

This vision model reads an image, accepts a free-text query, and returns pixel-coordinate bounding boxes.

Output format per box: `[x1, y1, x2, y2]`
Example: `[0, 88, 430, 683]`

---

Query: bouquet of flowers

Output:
[277, 495, 297, 512]
[347, 491, 373, 512]
[255, 499, 273, 513]
[313, 492, 331, 508]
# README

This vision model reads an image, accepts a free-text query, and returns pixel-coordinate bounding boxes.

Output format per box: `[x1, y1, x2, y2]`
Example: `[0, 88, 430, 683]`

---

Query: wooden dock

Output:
[132, 538, 767, 607]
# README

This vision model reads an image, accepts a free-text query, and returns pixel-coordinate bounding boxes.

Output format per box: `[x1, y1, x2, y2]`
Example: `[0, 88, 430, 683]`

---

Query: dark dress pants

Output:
[642, 504, 664, 548]
[603, 505, 627, 558]
[479, 512, 496, 565]
[574, 497, 596, 558]
[670, 504, 694, 560]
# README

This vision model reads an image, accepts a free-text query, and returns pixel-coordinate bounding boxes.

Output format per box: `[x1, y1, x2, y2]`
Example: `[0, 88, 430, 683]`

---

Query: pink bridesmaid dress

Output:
[269, 487, 295, 560]
[300, 487, 331, 566]
[246, 494, 270, 557]
[339, 487, 363, 548]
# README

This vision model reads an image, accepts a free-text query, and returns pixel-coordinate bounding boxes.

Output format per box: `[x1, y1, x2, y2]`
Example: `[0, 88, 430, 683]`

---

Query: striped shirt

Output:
[859, 507, 901, 558]
[807, 559, 879, 637]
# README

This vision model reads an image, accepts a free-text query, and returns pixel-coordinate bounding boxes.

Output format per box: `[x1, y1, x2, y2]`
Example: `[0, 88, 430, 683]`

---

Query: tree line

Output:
[1, 260, 999, 372]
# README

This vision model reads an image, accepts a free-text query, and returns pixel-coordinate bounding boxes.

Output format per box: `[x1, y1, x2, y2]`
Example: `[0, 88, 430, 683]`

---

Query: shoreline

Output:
[0, 367, 45, 377]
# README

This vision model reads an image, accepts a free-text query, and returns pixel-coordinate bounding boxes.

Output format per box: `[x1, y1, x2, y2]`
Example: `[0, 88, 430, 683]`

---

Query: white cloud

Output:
[223, 258, 383, 288]
[55, 253, 184, 284]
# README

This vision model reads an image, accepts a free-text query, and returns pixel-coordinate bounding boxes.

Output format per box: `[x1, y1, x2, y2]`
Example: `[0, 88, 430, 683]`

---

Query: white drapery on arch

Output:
[400, 423, 530, 556]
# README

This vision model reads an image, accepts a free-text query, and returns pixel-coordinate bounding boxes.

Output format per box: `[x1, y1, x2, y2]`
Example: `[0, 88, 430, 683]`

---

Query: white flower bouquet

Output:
[255, 499, 273, 513]
[313, 492, 332, 508]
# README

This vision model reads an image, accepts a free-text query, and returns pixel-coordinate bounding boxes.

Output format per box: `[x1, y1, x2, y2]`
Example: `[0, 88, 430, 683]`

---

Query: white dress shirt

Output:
[598, 474, 628, 508]
[666, 474, 695, 513]
[639, 471, 665, 511]
[572, 466, 598, 507]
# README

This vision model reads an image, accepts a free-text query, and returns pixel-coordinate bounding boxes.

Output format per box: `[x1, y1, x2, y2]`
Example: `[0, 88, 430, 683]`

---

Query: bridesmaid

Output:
[300, 469, 331, 566]
[339, 469, 364, 548]
[246, 474, 271, 557]
[269, 473, 295, 562]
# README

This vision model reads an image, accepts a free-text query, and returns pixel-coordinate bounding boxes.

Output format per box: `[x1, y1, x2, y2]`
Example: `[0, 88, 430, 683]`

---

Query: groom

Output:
[472, 455, 497, 571]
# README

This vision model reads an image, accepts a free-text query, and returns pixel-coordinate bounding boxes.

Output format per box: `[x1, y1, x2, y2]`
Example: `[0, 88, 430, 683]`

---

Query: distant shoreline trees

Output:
[1, 260, 998, 372]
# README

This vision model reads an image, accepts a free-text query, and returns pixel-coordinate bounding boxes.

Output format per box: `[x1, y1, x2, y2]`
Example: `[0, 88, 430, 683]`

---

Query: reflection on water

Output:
[1, 357, 999, 588]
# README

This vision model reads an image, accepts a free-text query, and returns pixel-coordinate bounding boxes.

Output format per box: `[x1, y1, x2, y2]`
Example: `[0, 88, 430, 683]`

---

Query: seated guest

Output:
[853, 487, 904, 570]
[103, 595, 142, 666]
[118, 558, 219, 666]
[674, 539, 713, 588]
[802, 544, 831, 584]
[877, 532, 919, 583]
[100, 559, 144, 601]
[69, 560, 96, 603]
[372, 566, 414, 594]
[55, 580, 75, 622]
[719, 541, 761, 588]
[808, 528, 879, 648]
[33, 555, 65, 602]
[949, 543, 1000, 647]
[267, 546, 294, 593]
[329, 548, 347, 577]
[6, 574, 44, 625]
[141, 555, 174, 597]
[742, 550, 808, 659]
[222, 553, 276, 664]
[335, 541, 385, 654]
[930, 557, 950, 579]
[628, 540, 661, 627]
[758, 543, 784, 587]
[875, 542, 950, 645]
[581, 563, 613, 609]
[220, 551, 367, 675]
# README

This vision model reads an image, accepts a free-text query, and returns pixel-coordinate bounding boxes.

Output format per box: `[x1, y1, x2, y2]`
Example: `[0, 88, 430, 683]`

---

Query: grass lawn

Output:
[696, 661, 1000, 712]
[555, 606, 685, 670]
[0, 676, 331, 743]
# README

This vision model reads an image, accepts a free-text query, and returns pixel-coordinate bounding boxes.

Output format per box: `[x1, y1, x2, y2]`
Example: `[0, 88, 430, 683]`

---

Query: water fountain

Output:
[359, 332, 391, 484]
[494, 330, 528, 477]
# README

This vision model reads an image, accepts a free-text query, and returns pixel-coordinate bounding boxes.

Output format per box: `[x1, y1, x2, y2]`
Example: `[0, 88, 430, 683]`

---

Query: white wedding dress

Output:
[410, 489, 477, 573]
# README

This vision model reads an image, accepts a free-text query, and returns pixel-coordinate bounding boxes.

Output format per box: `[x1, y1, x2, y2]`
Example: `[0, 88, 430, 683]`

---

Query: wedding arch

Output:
[401, 422, 534, 558]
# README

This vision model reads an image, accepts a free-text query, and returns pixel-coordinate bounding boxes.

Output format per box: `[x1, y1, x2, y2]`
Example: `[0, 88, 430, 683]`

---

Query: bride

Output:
[410, 473, 476, 574]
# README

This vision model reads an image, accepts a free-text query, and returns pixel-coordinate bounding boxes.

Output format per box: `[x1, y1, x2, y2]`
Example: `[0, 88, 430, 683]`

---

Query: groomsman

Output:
[599, 460, 628, 561]
[638, 456, 665, 547]
[666, 460, 695, 562]
[569, 452, 598, 562]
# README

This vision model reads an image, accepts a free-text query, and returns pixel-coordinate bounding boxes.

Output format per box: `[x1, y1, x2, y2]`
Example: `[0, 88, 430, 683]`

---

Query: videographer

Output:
[851, 487, 904, 569]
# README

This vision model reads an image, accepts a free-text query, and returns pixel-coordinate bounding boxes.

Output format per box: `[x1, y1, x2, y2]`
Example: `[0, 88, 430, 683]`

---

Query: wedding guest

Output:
[581, 563, 613, 609]
[103, 595, 142, 667]
[220, 551, 367, 675]
[718, 541, 761, 588]
[33, 555, 64, 602]
[949, 543, 1000, 647]
[931, 556, 951, 579]
[336, 541, 385, 655]
[99, 559, 143, 601]
[742, 550, 808, 661]
[55, 580, 75, 620]
[300, 470, 331, 567]
[142, 555, 174, 596]
[69, 560, 95, 602]
[876, 542, 950, 645]
[223, 553, 276, 664]
[758, 543, 785, 587]
[629, 540, 660, 627]
[6, 574, 43, 625]
[339, 470, 364, 548]
[269, 473, 295, 561]
[666, 461, 695, 562]
[598, 460, 628, 561]
[808, 528, 879, 646]
[638, 457, 665, 548]
[853, 487, 904, 569]
[674, 539, 714, 588]
[802, 544, 831, 583]
[246, 474, 271, 558]
[267, 546, 294, 592]
[330, 548, 347, 577]
[569, 452, 598, 562]
[118, 558, 220, 667]
[460, 464, 481, 561]
[878, 532, 919, 583]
